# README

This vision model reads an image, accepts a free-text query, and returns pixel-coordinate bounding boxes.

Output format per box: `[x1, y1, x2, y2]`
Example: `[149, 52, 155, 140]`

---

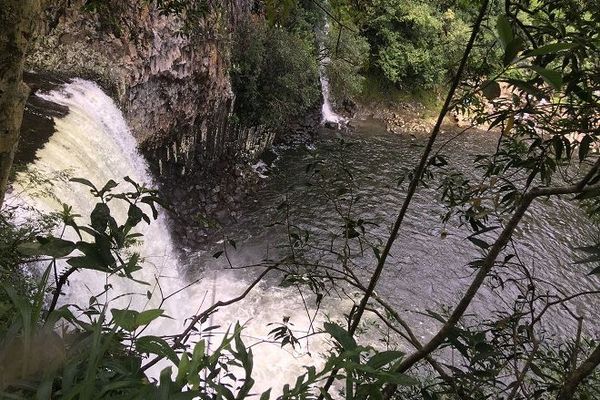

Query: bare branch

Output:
[141, 264, 277, 372]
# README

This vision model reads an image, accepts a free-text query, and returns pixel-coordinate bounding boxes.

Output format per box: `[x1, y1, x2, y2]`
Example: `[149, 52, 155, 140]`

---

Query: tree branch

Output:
[316, 1, 492, 396]
[557, 344, 600, 400]
[381, 181, 600, 398]
[140, 264, 276, 372]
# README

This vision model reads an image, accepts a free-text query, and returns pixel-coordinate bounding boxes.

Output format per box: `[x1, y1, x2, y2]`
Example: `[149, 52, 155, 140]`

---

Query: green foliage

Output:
[324, 0, 504, 99]
[360, 0, 472, 89]
[5, 0, 600, 398]
[0, 219, 37, 332]
[231, 13, 320, 128]
[325, 23, 370, 106]
[0, 177, 420, 399]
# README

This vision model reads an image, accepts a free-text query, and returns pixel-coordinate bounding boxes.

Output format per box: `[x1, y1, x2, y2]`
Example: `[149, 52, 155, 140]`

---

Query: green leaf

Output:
[41, 237, 77, 258]
[176, 353, 190, 386]
[111, 309, 139, 331]
[136, 336, 179, 365]
[91, 203, 111, 232]
[259, 389, 271, 400]
[324, 322, 357, 351]
[18, 237, 76, 258]
[140, 197, 160, 220]
[468, 237, 490, 250]
[531, 65, 563, 90]
[481, 80, 501, 100]
[375, 371, 418, 386]
[523, 42, 575, 57]
[503, 78, 544, 98]
[213, 251, 224, 259]
[69, 241, 113, 270]
[504, 38, 524, 66]
[66, 255, 108, 271]
[366, 351, 405, 369]
[136, 309, 164, 326]
[372, 246, 381, 261]
[588, 266, 600, 275]
[70, 177, 97, 192]
[552, 135, 564, 160]
[98, 179, 118, 196]
[17, 241, 44, 257]
[573, 85, 595, 103]
[127, 204, 146, 227]
[496, 15, 513, 49]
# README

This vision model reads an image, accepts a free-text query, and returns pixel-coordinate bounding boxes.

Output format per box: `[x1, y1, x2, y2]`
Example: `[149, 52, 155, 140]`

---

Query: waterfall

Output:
[13, 79, 179, 306]
[10, 78, 330, 393]
[319, 22, 346, 127]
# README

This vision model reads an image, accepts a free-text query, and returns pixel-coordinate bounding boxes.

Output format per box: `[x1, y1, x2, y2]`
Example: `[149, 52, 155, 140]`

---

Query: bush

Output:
[231, 15, 320, 128]
[362, 0, 472, 90]
[325, 23, 370, 106]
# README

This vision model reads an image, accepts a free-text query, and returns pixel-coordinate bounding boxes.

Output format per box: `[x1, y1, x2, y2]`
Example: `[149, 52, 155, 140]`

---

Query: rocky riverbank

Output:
[350, 97, 475, 136]
[162, 109, 322, 250]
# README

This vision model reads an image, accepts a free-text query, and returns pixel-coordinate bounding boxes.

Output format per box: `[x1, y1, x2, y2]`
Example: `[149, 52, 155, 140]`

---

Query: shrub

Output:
[362, 0, 472, 90]
[325, 23, 370, 106]
[231, 15, 320, 128]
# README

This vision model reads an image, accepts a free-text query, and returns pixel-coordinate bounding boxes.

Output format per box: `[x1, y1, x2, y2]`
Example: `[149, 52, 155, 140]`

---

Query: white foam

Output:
[10, 78, 331, 394]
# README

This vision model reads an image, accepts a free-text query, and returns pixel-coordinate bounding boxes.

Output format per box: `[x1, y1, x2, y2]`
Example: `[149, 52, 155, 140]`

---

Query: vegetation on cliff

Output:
[231, 8, 321, 128]
[322, 0, 504, 110]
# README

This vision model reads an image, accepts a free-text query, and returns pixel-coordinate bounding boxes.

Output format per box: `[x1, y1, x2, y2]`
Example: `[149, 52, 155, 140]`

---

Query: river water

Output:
[10, 79, 600, 394]
[195, 118, 599, 332]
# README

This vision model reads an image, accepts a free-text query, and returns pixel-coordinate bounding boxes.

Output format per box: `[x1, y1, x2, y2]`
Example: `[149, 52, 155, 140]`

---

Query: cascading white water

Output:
[10, 78, 334, 394]
[319, 22, 346, 127]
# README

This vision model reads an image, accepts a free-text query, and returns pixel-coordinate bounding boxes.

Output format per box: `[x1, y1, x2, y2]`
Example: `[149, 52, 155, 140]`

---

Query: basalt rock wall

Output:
[26, 0, 273, 177]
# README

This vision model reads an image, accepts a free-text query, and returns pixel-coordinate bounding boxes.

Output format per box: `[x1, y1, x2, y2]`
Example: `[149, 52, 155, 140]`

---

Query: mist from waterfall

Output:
[10, 78, 331, 394]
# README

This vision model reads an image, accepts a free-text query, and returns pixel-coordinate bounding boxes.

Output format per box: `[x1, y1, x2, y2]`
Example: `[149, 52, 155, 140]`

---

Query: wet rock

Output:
[324, 121, 339, 130]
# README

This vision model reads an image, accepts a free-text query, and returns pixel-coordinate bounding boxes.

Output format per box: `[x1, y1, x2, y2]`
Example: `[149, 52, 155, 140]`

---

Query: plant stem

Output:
[316, 0, 491, 397]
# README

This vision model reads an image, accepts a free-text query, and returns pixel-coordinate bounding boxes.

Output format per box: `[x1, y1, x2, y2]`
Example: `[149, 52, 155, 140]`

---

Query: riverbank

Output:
[352, 99, 472, 137]
[338, 74, 472, 136]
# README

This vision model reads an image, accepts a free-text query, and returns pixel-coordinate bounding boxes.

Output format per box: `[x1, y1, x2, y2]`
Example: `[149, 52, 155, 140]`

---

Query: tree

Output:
[268, 0, 600, 398]
[0, 0, 42, 207]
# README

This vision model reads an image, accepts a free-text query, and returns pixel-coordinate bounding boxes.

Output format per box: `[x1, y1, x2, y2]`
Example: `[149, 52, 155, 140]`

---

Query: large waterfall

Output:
[10, 78, 329, 393]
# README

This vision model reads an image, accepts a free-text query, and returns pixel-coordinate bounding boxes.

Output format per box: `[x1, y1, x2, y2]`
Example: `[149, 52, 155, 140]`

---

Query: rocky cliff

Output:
[26, 0, 274, 177]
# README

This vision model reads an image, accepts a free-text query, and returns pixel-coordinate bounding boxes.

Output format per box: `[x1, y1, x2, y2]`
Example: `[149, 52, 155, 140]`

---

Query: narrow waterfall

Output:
[11, 78, 329, 393]
[319, 22, 345, 127]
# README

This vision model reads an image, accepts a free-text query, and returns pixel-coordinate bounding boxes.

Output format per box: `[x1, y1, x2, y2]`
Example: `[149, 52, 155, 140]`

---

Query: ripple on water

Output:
[199, 120, 600, 342]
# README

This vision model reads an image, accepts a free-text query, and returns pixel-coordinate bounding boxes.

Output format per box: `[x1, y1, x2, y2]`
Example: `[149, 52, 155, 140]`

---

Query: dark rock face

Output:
[16, 73, 69, 166]
[25, 0, 273, 178]
[23, 1, 324, 247]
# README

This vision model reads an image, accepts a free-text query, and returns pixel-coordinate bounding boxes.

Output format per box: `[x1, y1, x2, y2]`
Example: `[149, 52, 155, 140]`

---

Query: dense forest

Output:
[0, 0, 599, 399]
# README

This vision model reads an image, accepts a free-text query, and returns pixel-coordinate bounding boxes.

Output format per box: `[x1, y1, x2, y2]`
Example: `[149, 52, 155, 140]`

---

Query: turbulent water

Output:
[10, 79, 326, 392]
[9, 79, 600, 395]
